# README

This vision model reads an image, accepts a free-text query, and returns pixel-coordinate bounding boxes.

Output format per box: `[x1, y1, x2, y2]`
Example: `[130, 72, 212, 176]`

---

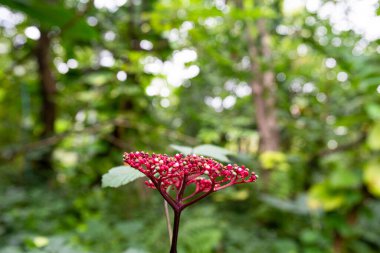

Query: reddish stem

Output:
[150, 177, 177, 209]
[177, 175, 187, 202]
[182, 182, 215, 209]
[182, 184, 200, 202]
[214, 174, 238, 191]
[170, 210, 181, 253]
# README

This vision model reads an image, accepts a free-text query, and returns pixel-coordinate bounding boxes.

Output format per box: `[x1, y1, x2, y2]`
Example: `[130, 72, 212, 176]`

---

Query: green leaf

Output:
[260, 194, 310, 215]
[83, 72, 114, 86]
[102, 166, 145, 188]
[359, 76, 380, 91]
[193, 144, 232, 163]
[364, 161, 380, 197]
[259, 151, 289, 170]
[308, 182, 346, 211]
[329, 168, 361, 189]
[170, 144, 193, 155]
[1, 0, 98, 41]
[365, 103, 380, 120]
[367, 122, 380, 150]
[170, 144, 233, 162]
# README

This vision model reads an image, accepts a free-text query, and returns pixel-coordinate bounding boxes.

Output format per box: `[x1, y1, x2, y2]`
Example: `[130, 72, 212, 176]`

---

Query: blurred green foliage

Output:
[1, 0, 380, 252]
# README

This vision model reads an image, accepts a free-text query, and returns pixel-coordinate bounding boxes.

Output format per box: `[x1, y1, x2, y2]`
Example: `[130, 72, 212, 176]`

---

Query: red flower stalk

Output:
[123, 151, 257, 253]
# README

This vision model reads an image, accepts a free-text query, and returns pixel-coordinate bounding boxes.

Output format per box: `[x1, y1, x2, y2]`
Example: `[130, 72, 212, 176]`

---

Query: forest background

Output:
[1, 0, 380, 252]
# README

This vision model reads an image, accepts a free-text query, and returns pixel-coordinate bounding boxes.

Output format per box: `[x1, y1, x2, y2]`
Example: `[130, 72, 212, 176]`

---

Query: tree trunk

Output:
[245, 9, 280, 190]
[34, 30, 56, 180]
[247, 19, 280, 153]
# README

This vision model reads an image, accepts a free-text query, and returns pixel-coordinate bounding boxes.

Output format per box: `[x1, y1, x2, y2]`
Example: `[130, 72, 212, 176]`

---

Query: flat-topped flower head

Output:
[123, 151, 257, 211]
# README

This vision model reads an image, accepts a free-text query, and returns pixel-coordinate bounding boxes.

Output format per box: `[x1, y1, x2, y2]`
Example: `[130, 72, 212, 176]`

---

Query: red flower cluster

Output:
[123, 151, 257, 211]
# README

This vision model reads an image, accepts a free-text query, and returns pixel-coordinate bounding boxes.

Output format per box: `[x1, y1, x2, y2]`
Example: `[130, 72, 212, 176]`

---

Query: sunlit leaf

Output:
[367, 122, 380, 150]
[170, 144, 193, 155]
[102, 166, 145, 188]
[259, 151, 289, 170]
[308, 183, 345, 211]
[364, 161, 380, 197]
[170, 144, 232, 162]
[193, 144, 232, 162]
[366, 103, 380, 120]
[329, 168, 361, 189]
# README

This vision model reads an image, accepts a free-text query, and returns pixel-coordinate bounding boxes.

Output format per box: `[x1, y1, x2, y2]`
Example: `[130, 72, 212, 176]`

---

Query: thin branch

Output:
[164, 200, 172, 243]
[0, 118, 127, 160]
[317, 133, 367, 157]
[103, 135, 129, 150]
[164, 196, 173, 245]
[1, 116, 198, 160]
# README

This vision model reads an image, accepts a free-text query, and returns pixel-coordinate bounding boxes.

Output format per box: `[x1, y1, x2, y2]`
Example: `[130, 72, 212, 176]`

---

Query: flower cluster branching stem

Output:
[123, 152, 257, 252]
